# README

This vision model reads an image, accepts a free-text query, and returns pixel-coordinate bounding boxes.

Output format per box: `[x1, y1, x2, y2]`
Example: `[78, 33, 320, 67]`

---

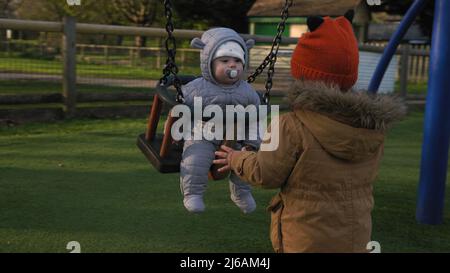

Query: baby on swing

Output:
[179, 27, 261, 214]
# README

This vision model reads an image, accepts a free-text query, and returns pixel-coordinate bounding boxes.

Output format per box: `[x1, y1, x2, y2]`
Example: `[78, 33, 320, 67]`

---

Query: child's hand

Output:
[213, 145, 239, 173]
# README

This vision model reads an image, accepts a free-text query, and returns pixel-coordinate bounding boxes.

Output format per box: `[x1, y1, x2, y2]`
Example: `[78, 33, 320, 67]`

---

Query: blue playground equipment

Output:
[368, 0, 450, 225]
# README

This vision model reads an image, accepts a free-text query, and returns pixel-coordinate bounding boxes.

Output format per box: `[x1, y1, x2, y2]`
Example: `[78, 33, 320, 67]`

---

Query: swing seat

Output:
[137, 75, 240, 180]
[137, 70, 274, 178]
[137, 133, 183, 173]
[137, 75, 197, 173]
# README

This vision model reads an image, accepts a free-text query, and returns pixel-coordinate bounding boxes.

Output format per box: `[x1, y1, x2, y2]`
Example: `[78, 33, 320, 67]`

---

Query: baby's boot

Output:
[183, 195, 205, 213]
[230, 181, 256, 214]
[231, 192, 256, 214]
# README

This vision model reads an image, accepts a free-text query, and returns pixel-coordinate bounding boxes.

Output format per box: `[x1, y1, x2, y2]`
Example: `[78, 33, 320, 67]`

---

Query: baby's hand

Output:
[241, 145, 254, 151]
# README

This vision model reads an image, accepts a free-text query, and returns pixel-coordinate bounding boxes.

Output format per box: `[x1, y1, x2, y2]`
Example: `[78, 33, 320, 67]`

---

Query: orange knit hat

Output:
[290, 12, 359, 91]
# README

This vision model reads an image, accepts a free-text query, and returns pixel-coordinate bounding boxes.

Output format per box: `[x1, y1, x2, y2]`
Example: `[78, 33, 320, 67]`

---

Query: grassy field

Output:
[0, 55, 201, 80]
[0, 79, 153, 95]
[1, 110, 449, 253]
[394, 81, 428, 95]
[1, 55, 426, 101]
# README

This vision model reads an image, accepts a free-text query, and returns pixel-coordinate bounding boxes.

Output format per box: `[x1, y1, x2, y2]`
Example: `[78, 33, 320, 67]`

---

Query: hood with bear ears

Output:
[191, 28, 255, 85]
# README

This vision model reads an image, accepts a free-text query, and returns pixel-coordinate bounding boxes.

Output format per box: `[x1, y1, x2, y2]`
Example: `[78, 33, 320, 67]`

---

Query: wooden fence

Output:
[0, 17, 298, 121]
[0, 17, 431, 122]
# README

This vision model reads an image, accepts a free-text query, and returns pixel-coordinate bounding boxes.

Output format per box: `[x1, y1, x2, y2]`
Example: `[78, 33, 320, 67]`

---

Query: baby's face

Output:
[211, 56, 244, 85]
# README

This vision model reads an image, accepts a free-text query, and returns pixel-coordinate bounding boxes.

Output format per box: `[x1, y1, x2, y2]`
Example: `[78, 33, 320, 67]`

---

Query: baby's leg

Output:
[180, 140, 216, 213]
[229, 172, 256, 214]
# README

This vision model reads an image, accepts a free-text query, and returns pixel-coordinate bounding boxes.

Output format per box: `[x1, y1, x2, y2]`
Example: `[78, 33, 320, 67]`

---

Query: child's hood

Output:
[289, 80, 407, 162]
[190, 28, 254, 85]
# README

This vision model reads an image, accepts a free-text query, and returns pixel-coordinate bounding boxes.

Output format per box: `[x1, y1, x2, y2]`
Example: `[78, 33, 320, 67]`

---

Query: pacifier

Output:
[226, 69, 239, 79]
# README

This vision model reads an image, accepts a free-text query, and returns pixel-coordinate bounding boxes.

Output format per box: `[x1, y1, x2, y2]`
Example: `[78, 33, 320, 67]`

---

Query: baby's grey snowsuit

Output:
[180, 28, 261, 213]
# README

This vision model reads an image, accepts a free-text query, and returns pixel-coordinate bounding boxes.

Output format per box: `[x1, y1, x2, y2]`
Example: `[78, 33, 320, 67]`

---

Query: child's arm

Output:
[217, 114, 302, 189]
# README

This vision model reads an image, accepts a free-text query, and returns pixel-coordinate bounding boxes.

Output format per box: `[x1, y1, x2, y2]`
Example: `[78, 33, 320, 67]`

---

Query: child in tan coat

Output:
[213, 10, 406, 252]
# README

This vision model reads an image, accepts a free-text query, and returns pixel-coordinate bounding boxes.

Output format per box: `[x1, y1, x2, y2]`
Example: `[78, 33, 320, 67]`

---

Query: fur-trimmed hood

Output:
[287, 80, 407, 161]
[287, 80, 407, 131]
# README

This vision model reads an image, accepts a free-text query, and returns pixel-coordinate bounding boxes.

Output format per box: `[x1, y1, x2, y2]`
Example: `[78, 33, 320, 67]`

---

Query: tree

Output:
[15, 0, 126, 25]
[368, 0, 435, 38]
[16, 0, 96, 21]
[112, 0, 164, 47]
[0, 0, 22, 41]
[14, 0, 129, 45]
[172, 0, 257, 33]
[0, 0, 22, 18]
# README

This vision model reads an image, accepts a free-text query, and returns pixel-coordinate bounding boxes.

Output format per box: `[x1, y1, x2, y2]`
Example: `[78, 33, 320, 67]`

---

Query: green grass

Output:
[0, 79, 154, 95]
[0, 111, 449, 253]
[0, 56, 62, 75]
[0, 117, 276, 253]
[371, 111, 450, 252]
[0, 101, 152, 110]
[0, 55, 200, 80]
[394, 81, 428, 95]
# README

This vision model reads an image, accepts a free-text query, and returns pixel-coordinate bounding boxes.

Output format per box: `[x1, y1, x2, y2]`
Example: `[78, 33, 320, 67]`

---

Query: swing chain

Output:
[247, 0, 292, 104]
[161, 0, 184, 103]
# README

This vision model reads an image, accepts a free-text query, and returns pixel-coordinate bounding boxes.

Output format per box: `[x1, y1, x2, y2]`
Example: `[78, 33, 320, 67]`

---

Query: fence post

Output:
[6, 40, 10, 56]
[62, 16, 77, 118]
[137, 46, 141, 65]
[39, 32, 44, 56]
[399, 44, 410, 97]
[80, 45, 84, 59]
[180, 50, 185, 70]
[104, 46, 109, 63]
[156, 48, 161, 69]
[156, 38, 162, 69]
[129, 48, 135, 66]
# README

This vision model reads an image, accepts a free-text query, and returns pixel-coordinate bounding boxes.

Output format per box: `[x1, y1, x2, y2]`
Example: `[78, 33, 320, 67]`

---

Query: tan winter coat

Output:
[230, 81, 406, 253]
